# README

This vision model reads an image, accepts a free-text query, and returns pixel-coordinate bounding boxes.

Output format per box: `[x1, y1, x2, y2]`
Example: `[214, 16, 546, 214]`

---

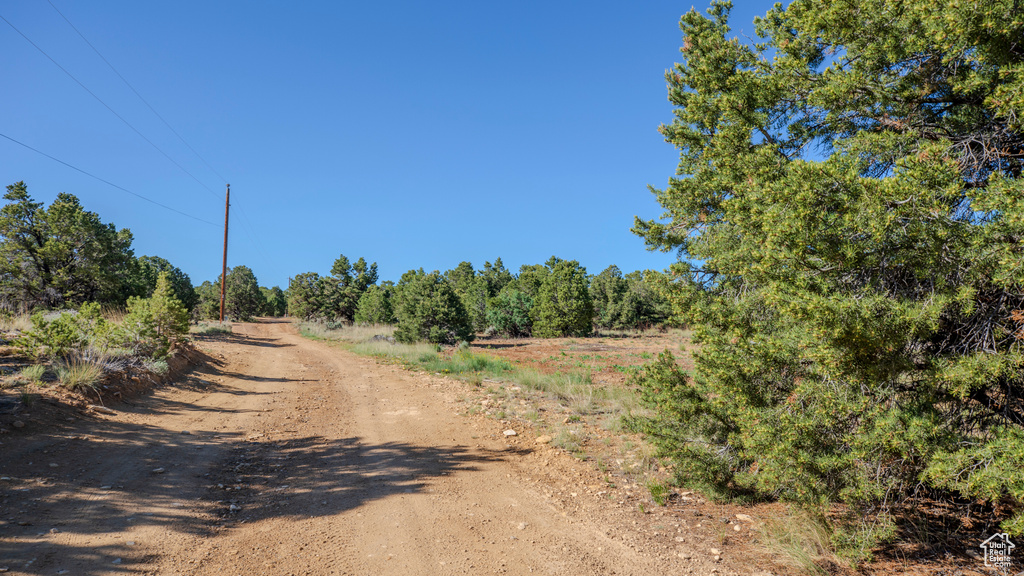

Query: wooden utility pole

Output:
[219, 183, 230, 322]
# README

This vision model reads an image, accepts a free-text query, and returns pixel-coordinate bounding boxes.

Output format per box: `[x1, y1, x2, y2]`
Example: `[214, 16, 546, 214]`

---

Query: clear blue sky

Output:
[2, 1, 774, 288]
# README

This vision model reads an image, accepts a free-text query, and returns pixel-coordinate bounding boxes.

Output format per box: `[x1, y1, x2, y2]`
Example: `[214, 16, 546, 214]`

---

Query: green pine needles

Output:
[632, 0, 1024, 545]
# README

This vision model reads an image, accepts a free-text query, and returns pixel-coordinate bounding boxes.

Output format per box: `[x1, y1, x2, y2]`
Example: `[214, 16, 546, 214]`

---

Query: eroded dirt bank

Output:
[0, 319, 772, 576]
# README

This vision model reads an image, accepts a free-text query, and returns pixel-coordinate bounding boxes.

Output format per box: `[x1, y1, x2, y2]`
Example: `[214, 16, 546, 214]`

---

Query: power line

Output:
[38, 5, 274, 273]
[45, 0, 230, 186]
[0, 131, 219, 227]
[0, 12, 220, 200]
[5, 9, 273, 275]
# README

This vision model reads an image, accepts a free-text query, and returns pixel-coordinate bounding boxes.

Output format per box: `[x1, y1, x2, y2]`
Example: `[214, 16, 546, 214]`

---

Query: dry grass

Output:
[0, 313, 33, 333]
[299, 321, 394, 343]
[191, 321, 232, 335]
[350, 339, 437, 362]
[55, 353, 106, 392]
[757, 507, 837, 574]
[101, 306, 126, 324]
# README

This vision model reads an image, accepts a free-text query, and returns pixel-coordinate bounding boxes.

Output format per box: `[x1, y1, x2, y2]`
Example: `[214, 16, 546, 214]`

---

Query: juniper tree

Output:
[0, 182, 135, 310]
[632, 0, 1024, 541]
[590, 265, 627, 329]
[222, 266, 263, 322]
[354, 283, 396, 325]
[532, 259, 593, 338]
[130, 255, 198, 312]
[287, 272, 325, 321]
[394, 270, 474, 345]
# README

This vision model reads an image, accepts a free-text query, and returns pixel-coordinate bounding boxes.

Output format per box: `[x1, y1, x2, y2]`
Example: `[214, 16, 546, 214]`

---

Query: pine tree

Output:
[632, 0, 1024, 542]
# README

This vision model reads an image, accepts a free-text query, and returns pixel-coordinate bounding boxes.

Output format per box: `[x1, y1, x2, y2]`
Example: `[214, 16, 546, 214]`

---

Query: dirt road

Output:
[0, 320, 748, 575]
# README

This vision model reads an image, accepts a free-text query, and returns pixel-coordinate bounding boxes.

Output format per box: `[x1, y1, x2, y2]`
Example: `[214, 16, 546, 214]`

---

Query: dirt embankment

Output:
[0, 320, 844, 575]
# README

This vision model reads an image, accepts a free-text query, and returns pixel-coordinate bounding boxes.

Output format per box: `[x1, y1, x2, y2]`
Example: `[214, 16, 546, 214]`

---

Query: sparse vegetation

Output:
[192, 321, 232, 335]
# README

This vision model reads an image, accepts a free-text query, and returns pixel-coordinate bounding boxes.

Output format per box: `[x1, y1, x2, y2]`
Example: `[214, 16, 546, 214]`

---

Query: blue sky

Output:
[2, 1, 774, 288]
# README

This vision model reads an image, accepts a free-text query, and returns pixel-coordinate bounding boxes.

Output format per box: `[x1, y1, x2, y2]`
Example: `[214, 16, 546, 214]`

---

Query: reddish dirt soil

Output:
[472, 331, 691, 387]
[0, 320, 999, 575]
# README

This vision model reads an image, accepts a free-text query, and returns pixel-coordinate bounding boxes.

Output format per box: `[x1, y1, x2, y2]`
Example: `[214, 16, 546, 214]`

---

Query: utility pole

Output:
[220, 183, 230, 322]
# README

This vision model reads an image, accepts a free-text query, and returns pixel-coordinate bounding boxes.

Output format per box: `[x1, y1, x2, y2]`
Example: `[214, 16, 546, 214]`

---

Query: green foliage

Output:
[632, 0, 1024, 539]
[55, 354, 105, 392]
[287, 254, 378, 322]
[0, 182, 135, 311]
[416, 348, 513, 376]
[532, 259, 593, 338]
[444, 258, 512, 332]
[128, 255, 198, 312]
[394, 270, 474, 345]
[515, 263, 549, 300]
[192, 321, 232, 335]
[481, 258, 513, 295]
[118, 272, 190, 358]
[149, 272, 190, 343]
[286, 272, 325, 320]
[354, 283, 395, 324]
[223, 265, 263, 322]
[20, 364, 45, 383]
[323, 254, 378, 322]
[14, 302, 108, 360]
[591, 267, 669, 331]
[647, 480, 671, 506]
[590, 265, 627, 329]
[260, 286, 287, 317]
[486, 287, 534, 337]
[615, 271, 671, 331]
[192, 280, 221, 321]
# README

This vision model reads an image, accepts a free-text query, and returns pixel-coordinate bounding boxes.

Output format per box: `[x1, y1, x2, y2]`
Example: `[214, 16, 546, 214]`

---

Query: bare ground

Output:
[0, 319, 984, 576]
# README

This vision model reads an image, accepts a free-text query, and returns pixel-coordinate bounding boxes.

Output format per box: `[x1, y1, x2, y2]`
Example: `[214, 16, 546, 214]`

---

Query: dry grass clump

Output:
[55, 353, 106, 392]
[757, 507, 838, 574]
[192, 321, 232, 335]
[0, 313, 33, 333]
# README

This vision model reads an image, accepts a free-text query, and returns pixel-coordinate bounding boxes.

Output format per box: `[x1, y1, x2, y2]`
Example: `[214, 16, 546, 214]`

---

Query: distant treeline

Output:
[288, 255, 672, 344]
[0, 182, 285, 321]
[0, 181, 669, 340]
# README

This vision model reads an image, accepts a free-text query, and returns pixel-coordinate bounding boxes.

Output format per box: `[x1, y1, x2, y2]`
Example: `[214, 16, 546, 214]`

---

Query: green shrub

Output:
[354, 284, 395, 324]
[145, 359, 170, 376]
[394, 271, 474, 345]
[261, 286, 287, 317]
[14, 302, 108, 360]
[223, 265, 263, 322]
[192, 322, 232, 335]
[116, 272, 189, 358]
[417, 349, 512, 376]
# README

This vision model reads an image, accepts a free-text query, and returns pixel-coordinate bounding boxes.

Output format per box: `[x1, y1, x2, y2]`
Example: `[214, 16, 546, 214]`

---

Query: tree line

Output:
[0, 181, 286, 322]
[287, 255, 671, 344]
[0, 181, 668, 340]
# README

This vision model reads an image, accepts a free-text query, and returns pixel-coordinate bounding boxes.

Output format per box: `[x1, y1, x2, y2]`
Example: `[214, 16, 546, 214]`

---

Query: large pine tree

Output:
[632, 0, 1024, 540]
